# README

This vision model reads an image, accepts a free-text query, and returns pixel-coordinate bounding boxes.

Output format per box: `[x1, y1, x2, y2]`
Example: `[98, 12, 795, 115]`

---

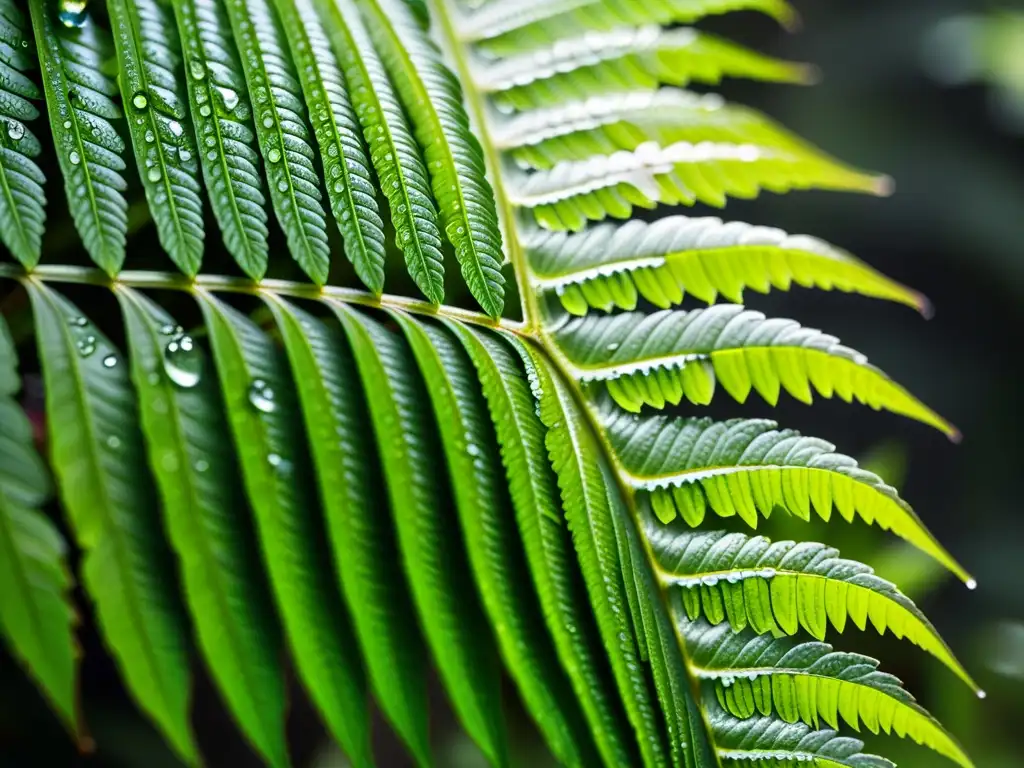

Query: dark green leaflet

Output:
[170, 0, 270, 278]
[28, 0, 128, 274]
[274, 0, 387, 294]
[116, 287, 287, 767]
[0, 0, 46, 267]
[445, 322, 638, 768]
[108, 0, 204, 275]
[25, 281, 194, 762]
[196, 292, 368, 767]
[0, 312, 77, 736]
[222, 0, 331, 284]
[313, 0, 445, 304]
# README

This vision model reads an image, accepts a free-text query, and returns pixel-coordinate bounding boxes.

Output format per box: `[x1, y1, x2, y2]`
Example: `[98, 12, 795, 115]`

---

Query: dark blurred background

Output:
[2, 0, 1023, 765]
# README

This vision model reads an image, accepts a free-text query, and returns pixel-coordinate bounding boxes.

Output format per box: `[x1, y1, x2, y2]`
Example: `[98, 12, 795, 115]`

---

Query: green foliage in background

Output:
[0, 0, 984, 766]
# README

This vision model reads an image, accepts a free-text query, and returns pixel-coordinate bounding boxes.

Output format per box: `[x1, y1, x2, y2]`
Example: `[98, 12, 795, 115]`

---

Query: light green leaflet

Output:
[266, 296, 416, 768]
[523, 215, 927, 316]
[477, 29, 811, 112]
[0, 0, 46, 267]
[0, 313, 77, 737]
[312, 0, 446, 304]
[604, 413, 971, 585]
[553, 307, 958, 439]
[274, 0, 387, 294]
[115, 287, 287, 768]
[359, 0, 506, 317]
[25, 281, 194, 762]
[108, 0, 204, 275]
[445, 322, 638, 768]
[170, 0, 270, 279]
[647, 524, 980, 693]
[28, 0, 128, 274]
[196, 292, 368, 767]
[681, 619, 972, 768]
[222, 0, 331, 283]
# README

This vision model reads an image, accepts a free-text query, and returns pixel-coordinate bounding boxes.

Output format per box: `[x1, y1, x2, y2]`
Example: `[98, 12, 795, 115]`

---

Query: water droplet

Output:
[102, 354, 117, 368]
[216, 86, 239, 111]
[193, 458, 209, 473]
[267, 147, 281, 163]
[267, 453, 293, 474]
[199, 104, 211, 118]
[262, 114, 274, 129]
[276, 179, 288, 193]
[132, 92, 148, 110]
[168, 120, 183, 138]
[162, 335, 202, 388]
[71, 316, 88, 327]
[144, 129, 155, 144]
[58, 0, 89, 28]
[6, 121, 25, 141]
[62, 120, 72, 130]
[179, 149, 192, 163]
[106, 435, 121, 449]
[189, 58, 206, 80]
[76, 336, 96, 357]
[69, 150, 81, 165]
[247, 379, 277, 413]
[147, 166, 162, 183]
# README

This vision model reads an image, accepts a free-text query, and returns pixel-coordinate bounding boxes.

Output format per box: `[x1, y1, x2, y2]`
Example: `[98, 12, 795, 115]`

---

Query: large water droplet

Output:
[162, 334, 201, 388]
[247, 379, 277, 413]
[267, 147, 281, 164]
[147, 166, 162, 183]
[58, 0, 89, 28]
[6, 121, 25, 141]
[189, 58, 206, 80]
[216, 86, 239, 111]
[132, 91, 148, 110]
[69, 150, 81, 165]
[168, 120, 183, 138]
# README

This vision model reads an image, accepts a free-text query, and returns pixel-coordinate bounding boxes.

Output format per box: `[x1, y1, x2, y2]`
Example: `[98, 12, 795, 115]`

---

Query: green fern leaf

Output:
[0, 1, 46, 267]
[222, 0, 332, 283]
[116, 287, 287, 767]
[461, 0, 797, 54]
[313, 0, 446, 303]
[28, 0, 128, 274]
[197, 292, 368, 767]
[512, 141, 887, 232]
[108, 0, 205, 276]
[262, 296, 405, 768]
[518, 341, 675, 767]
[170, 0, 270, 279]
[273, 0, 387, 293]
[647, 523, 979, 691]
[606, 414, 969, 583]
[525, 215, 927, 316]
[477, 30, 811, 112]
[446, 323, 638, 768]
[0, 314, 77, 735]
[553, 307, 957, 438]
[360, 0, 507, 317]
[683, 619, 973, 768]
[25, 282, 194, 762]
[710, 712, 894, 768]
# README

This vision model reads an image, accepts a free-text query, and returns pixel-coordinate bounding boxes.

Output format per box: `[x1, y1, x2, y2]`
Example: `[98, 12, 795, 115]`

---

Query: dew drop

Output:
[132, 91, 148, 110]
[267, 147, 281, 163]
[147, 166, 162, 183]
[217, 86, 239, 111]
[71, 316, 88, 327]
[162, 335, 202, 388]
[193, 458, 209, 473]
[58, 0, 89, 28]
[262, 114, 274, 129]
[144, 129, 155, 144]
[6, 121, 25, 141]
[168, 120, 183, 138]
[247, 379, 277, 413]
[276, 179, 288, 193]
[69, 150, 81, 165]
[179, 148, 192, 163]
[102, 354, 117, 368]
[63, 120, 72, 130]
[189, 58, 207, 80]
[76, 337, 96, 357]
[106, 435, 121, 449]
[199, 104, 212, 118]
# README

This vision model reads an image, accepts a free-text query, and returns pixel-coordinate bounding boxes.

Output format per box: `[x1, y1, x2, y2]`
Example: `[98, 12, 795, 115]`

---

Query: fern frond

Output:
[683, 619, 972, 768]
[475, 28, 811, 112]
[0, 314, 77, 735]
[524, 215, 927, 315]
[605, 413, 969, 583]
[646, 523, 979, 691]
[273, 0, 387, 293]
[553, 307, 957, 438]
[25, 282, 194, 761]
[116, 287, 287, 767]
[222, 0, 332, 283]
[360, 0, 507, 317]
[0, 1, 46, 267]
[197, 292, 368, 766]
[29, 0, 128, 274]
[108, 0, 205, 276]
[314, 0, 446, 303]
[170, 0, 270, 279]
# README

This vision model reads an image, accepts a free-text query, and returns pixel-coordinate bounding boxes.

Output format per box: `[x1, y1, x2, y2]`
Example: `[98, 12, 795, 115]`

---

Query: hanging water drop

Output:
[162, 334, 202, 388]
[168, 120, 183, 138]
[58, 0, 89, 28]
[6, 121, 25, 142]
[216, 86, 239, 111]
[247, 379, 277, 413]
[132, 91, 148, 110]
